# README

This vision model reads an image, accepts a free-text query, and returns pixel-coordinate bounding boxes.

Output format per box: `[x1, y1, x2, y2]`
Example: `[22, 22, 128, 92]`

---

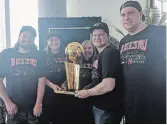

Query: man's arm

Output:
[33, 77, 45, 117]
[33, 52, 47, 117]
[0, 49, 18, 114]
[35, 77, 45, 106]
[0, 78, 18, 115]
[0, 78, 11, 104]
[75, 78, 115, 98]
[83, 82, 97, 90]
[75, 48, 119, 98]
[35, 52, 46, 106]
[88, 48, 119, 96]
[0, 50, 10, 103]
[87, 78, 115, 96]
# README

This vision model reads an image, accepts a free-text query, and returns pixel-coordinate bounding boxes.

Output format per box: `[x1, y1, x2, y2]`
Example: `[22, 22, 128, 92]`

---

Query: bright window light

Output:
[0, 0, 5, 52]
[10, 0, 39, 48]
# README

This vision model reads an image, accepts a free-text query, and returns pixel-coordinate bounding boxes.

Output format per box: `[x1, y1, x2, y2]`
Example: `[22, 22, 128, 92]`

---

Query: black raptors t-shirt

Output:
[43, 50, 66, 104]
[0, 48, 44, 111]
[45, 51, 66, 86]
[91, 45, 124, 112]
[119, 25, 166, 122]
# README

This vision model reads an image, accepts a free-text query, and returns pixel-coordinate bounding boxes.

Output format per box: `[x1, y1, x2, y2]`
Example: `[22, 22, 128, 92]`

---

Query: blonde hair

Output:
[82, 40, 96, 61]
[82, 40, 92, 48]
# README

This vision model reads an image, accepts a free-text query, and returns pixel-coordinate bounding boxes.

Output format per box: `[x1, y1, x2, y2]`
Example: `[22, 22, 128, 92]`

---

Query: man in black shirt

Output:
[0, 26, 45, 123]
[119, 1, 166, 124]
[75, 22, 124, 124]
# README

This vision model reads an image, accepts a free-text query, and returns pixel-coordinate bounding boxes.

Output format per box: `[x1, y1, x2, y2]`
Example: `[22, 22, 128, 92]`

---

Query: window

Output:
[0, 0, 6, 52]
[155, 0, 163, 14]
[10, 0, 39, 48]
[155, 0, 167, 13]
[162, 1, 167, 13]
[155, 0, 167, 23]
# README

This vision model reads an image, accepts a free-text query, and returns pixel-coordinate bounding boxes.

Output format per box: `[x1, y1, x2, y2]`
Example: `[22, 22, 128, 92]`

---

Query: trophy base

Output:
[54, 90, 75, 95]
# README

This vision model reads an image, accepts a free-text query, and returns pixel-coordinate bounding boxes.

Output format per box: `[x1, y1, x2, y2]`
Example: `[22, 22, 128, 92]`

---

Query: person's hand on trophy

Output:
[50, 83, 61, 91]
[45, 78, 61, 91]
[61, 81, 67, 90]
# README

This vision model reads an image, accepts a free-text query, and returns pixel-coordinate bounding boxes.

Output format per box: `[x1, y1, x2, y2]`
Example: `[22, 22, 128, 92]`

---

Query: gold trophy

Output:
[54, 42, 84, 95]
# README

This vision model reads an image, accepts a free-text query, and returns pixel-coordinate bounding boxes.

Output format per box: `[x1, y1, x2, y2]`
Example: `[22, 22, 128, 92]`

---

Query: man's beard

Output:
[18, 42, 34, 50]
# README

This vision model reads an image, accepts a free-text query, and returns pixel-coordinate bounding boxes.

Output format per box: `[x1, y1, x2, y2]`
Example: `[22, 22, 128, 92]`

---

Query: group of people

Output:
[0, 0, 166, 124]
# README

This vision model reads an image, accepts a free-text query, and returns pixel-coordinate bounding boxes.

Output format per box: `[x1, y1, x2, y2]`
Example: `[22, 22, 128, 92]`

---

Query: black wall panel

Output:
[38, 17, 101, 51]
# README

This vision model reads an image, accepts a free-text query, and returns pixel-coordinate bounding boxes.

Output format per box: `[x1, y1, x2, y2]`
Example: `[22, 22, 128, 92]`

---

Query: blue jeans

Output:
[92, 106, 123, 124]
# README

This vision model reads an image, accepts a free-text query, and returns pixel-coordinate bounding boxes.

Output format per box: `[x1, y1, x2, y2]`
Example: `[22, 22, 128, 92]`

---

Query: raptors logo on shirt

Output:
[120, 39, 148, 65]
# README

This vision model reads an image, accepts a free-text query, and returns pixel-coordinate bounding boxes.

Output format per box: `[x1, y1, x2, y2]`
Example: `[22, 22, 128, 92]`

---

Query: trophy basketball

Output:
[54, 42, 84, 95]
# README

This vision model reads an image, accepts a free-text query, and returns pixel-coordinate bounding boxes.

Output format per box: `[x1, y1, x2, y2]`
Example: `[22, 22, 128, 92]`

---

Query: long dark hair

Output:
[14, 26, 37, 51]
[44, 43, 60, 54]
[44, 34, 61, 54]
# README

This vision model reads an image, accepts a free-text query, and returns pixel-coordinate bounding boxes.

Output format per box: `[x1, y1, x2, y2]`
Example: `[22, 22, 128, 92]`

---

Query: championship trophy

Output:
[54, 42, 84, 95]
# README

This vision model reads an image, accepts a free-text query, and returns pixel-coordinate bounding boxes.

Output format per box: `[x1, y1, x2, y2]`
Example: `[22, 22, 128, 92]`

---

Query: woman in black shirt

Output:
[74, 40, 95, 123]
[41, 33, 66, 124]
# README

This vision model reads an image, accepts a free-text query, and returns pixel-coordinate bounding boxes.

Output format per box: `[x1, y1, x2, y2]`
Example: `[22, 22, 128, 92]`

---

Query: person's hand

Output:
[33, 104, 42, 117]
[74, 90, 90, 99]
[5, 101, 18, 115]
[61, 83, 67, 90]
[51, 84, 61, 91]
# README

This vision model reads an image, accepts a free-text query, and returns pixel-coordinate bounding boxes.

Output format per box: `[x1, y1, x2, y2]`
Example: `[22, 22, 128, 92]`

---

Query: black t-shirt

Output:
[44, 51, 66, 86]
[119, 25, 166, 118]
[43, 50, 67, 104]
[0, 48, 44, 111]
[91, 45, 124, 112]
[79, 58, 93, 89]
